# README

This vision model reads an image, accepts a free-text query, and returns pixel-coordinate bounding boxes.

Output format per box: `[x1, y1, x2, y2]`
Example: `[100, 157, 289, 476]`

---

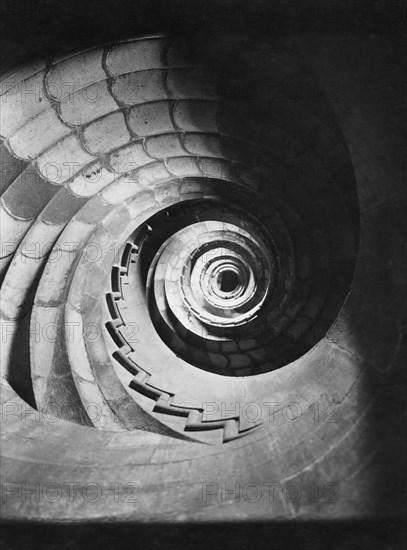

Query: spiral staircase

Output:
[0, 2, 406, 547]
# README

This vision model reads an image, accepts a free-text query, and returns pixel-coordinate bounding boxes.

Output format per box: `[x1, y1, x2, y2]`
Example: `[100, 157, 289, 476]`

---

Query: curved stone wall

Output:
[0, 2, 405, 538]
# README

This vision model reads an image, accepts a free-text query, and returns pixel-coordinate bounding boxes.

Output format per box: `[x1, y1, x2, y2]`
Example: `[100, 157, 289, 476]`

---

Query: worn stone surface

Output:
[0, 202, 32, 257]
[45, 48, 106, 102]
[82, 111, 131, 155]
[58, 80, 119, 126]
[1, 171, 59, 219]
[106, 38, 171, 75]
[8, 107, 72, 160]
[36, 134, 95, 184]
[173, 100, 218, 131]
[128, 101, 176, 137]
[111, 70, 169, 105]
[0, 143, 29, 194]
[0, 71, 49, 136]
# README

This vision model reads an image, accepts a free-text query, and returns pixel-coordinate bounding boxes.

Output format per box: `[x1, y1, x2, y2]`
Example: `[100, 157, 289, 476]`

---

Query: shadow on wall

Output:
[298, 31, 406, 518]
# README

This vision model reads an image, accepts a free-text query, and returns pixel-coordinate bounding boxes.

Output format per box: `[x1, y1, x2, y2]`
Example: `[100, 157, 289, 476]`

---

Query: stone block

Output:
[101, 177, 144, 205]
[0, 202, 32, 257]
[1, 171, 58, 220]
[57, 218, 96, 252]
[128, 101, 175, 136]
[0, 60, 46, 97]
[0, 71, 48, 136]
[107, 141, 152, 173]
[69, 162, 116, 197]
[36, 134, 95, 184]
[0, 143, 29, 194]
[106, 38, 171, 75]
[20, 220, 65, 259]
[34, 251, 76, 305]
[173, 100, 218, 132]
[0, 254, 43, 320]
[82, 111, 131, 155]
[111, 70, 168, 105]
[134, 161, 171, 186]
[40, 188, 87, 225]
[74, 196, 112, 224]
[45, 48, 106, 102]
[144, 133, 185, 159]
[182, 133, 223, 158]
[197, 157, 235, 181]
[59, 81, 118, 126]
[126, 191, 158, 219]
[166, 157, 201, 177]
[8, 107, 72, 160]
[167, 69, 218, 100]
